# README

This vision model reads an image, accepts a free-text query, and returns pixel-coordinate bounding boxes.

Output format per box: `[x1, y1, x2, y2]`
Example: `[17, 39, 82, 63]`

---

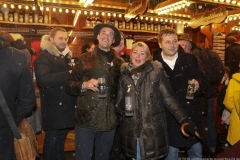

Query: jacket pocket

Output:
[76, 99, 98, 123]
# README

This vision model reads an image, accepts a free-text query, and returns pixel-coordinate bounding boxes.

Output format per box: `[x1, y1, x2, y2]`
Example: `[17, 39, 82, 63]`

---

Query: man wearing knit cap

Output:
[178, 33, 196, 52]
[225, 36, 240, 78]
[66, 23, 124, 160]
[179, 33, 224, 153]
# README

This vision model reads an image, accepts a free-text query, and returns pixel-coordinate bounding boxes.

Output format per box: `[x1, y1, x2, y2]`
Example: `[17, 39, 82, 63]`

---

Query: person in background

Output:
[110, 31, 129, 160]
[225, 36, 240, 78]
[81, 43, 95, 54]
[34, 27, 76, 160]
[223, 68, 240, 146]
[30, 41, 41, 67]
[116, 41, 197, 160]
[10, 33, 42, 133]
[153, 29, 209, 159]
[179, 33, 224, 153]
[66, 23, 123, 160]
[178, 34, 208, 115]
[218, 67, 231, 149]
[0, 31, 36, 160]
[9, 33, 31, 66]
[112, 31, 130, 62]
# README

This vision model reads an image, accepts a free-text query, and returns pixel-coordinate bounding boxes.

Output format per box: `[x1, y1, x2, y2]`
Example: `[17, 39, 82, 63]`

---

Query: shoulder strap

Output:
[0, 90, 22, 139]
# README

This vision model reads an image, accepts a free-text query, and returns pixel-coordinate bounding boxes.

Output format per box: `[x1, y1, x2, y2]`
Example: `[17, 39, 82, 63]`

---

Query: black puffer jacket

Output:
[66, 46, 124, 131]
[116, 61, 188, 160]
[34, 35, 76, 131]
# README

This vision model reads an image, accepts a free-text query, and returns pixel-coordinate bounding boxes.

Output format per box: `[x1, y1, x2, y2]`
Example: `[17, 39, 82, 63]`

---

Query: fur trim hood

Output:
[40, 35, 72, 57]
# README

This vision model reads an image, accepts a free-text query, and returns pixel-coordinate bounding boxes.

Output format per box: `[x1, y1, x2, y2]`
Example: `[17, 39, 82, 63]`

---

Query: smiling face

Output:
[178, 40, 192, 53]
[158, 34, 178, 59]
[130, 43, 149, 68]
[97, 27, 115, 52]
[50, 31, 68, 52]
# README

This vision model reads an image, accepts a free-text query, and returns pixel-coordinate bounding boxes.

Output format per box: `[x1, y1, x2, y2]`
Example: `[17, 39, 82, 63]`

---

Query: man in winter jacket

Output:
[66, 23, 123, 160]
[0, 31, 36, 160]
[179, 33, 224, 153]
[34, 27, 76, 160]
[153, 29, 209, 159]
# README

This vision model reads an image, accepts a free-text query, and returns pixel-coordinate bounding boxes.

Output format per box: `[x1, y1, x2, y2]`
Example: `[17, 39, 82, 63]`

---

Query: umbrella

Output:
[181, 123, 217, 158]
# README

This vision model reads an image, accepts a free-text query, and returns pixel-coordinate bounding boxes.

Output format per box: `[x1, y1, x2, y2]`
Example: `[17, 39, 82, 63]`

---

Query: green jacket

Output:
[66, 47, 124, 131]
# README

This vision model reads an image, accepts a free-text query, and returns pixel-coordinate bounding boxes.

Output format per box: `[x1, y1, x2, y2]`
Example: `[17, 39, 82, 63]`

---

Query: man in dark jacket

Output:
[225, 36, 240, 78]
[0, 31, 36, 160]
[153, 29, 209, 159]
[34, 27, 76, 160]
[179, 33, 224, 153]
[66, 23, 123, 160]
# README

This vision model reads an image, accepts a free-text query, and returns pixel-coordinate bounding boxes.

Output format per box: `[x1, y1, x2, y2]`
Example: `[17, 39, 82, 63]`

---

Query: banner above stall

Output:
[125, 0, 149, 22]
[190, 6, 227, 29]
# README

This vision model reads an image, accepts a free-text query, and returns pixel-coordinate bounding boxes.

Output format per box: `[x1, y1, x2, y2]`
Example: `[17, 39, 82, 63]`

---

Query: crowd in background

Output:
[0, 22, 240, 160]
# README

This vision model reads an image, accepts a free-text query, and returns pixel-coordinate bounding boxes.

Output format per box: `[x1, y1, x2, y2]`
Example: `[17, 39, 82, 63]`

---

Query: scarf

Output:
[128, 60, 150, 84]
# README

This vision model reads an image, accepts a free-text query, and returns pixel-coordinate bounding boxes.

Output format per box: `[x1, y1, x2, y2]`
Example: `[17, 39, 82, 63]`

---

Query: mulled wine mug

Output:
[125, 96, 133, 116]
[186, 80, 195, 100]
[98, 78, 106, 98]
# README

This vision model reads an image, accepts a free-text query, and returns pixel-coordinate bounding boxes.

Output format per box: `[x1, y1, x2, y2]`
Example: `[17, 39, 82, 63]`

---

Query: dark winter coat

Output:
[34, 35, 76, 131]
[66, 46, 124, 131]
[153, 47, 209, 148]
[225, 42, 240, 78]
[116, 61, 188, 160]
[0, 37, 36, 160]
[192, 46, 224, 99]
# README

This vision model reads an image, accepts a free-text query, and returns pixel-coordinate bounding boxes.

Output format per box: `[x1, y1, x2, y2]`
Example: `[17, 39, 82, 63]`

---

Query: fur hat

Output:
[179, 33, 196, 50]
[93, 22, 121, 47]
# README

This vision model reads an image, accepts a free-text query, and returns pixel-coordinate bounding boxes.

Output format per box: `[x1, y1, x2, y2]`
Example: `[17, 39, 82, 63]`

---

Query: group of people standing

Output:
[1, 21, 239, 160]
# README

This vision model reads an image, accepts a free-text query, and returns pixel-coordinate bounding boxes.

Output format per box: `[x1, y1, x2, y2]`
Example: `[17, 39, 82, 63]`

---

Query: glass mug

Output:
[186, 80, 195, 100]
[125, 96, 133, 116]
[98, 78, 106, 98]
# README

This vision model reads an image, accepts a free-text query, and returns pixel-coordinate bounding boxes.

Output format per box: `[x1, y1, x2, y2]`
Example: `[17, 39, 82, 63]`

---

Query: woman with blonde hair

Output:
[116, 41, 196, 160]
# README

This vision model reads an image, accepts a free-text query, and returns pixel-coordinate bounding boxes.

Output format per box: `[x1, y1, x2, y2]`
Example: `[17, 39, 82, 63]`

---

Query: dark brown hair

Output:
[49, 27, 66, 38]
